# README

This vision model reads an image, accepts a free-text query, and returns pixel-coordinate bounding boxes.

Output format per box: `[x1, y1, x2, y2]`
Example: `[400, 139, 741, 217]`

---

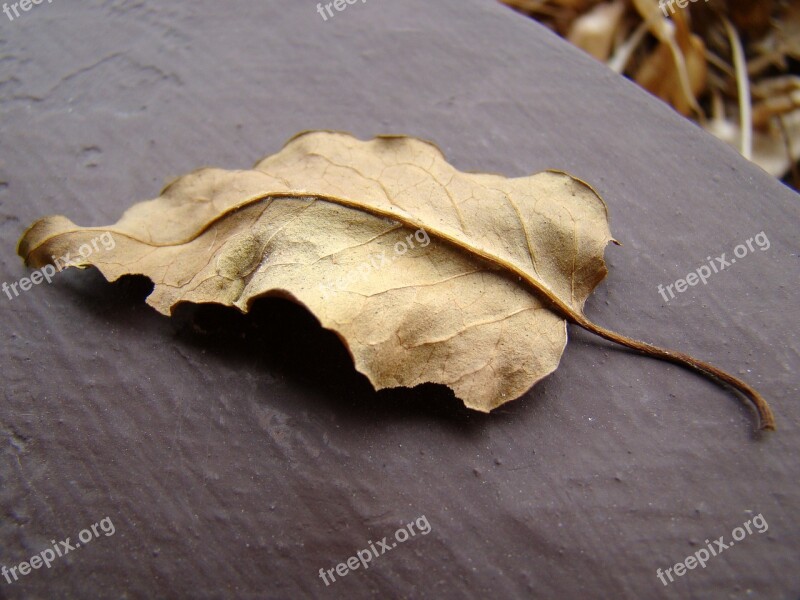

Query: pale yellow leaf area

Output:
[19, 132, 614, 411]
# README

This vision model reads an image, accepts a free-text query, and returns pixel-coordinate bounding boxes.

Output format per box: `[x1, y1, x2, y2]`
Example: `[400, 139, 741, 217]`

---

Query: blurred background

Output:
[501, 0, 800, 190]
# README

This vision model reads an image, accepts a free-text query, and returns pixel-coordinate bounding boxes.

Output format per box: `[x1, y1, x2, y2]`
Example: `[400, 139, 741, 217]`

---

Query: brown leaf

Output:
[17, 131, 775, 429]
[19, 132, 612, 411]
[567, 0, 626, 61]
[632, 0, 707, 117]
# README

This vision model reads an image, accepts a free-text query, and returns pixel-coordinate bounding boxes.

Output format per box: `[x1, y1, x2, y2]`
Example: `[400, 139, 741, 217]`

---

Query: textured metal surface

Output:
[0, 1, 798, 598]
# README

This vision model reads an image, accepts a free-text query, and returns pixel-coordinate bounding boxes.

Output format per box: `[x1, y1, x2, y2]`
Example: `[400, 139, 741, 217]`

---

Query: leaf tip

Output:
[17, 215, 79, 266]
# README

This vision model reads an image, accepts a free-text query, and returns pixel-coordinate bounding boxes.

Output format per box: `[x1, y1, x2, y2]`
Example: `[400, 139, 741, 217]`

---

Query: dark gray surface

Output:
[1, 1, 798, 598]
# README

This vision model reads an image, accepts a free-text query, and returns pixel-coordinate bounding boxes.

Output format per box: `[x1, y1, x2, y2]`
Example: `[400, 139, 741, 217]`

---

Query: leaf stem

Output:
[571, 315, 775, 431]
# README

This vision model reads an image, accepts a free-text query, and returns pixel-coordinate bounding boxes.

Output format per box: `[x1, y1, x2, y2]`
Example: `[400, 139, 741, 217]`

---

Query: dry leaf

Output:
[501, 0, 800, 184]
[17, 131, 775, 429]
[632, 0, 706, 117]
[567, 0, 626, 61]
